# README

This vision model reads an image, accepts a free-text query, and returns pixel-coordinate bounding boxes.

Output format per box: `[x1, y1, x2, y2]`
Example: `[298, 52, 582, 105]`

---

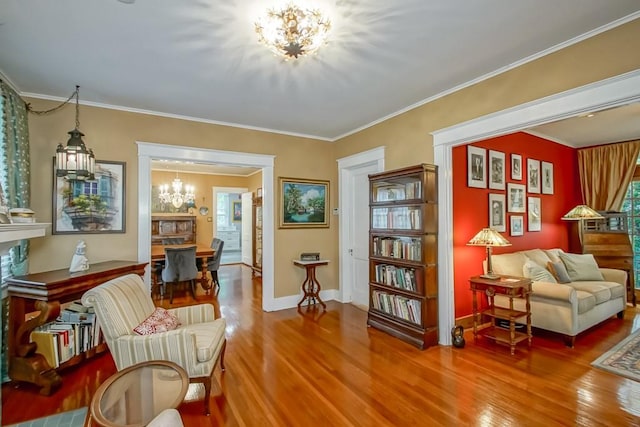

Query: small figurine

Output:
[69, 240, 90, 273]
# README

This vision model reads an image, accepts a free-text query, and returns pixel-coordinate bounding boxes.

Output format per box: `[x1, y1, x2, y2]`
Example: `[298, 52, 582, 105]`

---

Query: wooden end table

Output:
[469, 275, 532, 355]
[293, 259, 329, 310]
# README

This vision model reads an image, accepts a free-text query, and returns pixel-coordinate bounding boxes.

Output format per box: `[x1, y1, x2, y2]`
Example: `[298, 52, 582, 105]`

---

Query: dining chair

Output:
[207, 238, 225, 293]
[162, 237, 185, 245]
[161, 246, 199, 303]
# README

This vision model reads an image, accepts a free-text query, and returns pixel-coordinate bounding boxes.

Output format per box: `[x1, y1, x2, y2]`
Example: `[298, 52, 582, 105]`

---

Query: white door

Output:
[241, 192, 253, 265]
[338, 148, 384, 309]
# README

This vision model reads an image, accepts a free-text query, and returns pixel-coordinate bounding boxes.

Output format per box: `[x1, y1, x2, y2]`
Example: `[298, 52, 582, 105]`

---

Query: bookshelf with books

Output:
[7, 260, 147, 395]
[368, 164, 438, 349]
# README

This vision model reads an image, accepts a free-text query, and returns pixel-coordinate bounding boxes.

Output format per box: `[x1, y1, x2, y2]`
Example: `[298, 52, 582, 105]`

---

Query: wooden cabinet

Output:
[151, 215, 196, 245]
[577, 211, 635, 306]
[7, 261, 147, 395]
[367, 164, 438, 349]
[252, 195, 263, 277]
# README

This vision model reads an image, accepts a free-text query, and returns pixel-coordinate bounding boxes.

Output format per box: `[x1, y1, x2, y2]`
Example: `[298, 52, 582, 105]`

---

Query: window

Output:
[621, 161, 640, 288]
[216, 193, 230, 228]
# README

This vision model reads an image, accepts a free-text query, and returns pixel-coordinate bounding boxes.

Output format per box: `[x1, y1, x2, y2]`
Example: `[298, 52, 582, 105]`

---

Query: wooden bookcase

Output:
[252, 194, 263, 277]
[367, 164, 438, 349]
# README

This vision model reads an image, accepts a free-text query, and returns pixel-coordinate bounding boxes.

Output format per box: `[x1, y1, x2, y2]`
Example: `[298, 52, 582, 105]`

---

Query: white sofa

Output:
[489, 248, 627, 346]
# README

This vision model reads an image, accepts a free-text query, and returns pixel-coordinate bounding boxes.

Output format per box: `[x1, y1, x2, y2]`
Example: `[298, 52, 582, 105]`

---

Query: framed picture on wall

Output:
[467, 145, 486, 188]
[488, 150, 505, 190]
[527, 158, 541, 193]
[488, 193, 506, 232]
[541, 161, 554, 194]
[53, 159, 126, 234]
[528, 197, 541, 232]
[510, 215, 524, 236]
[279, 177, 329, 228]
[511, 154, 522, 180]
[507, 183, 526, 213]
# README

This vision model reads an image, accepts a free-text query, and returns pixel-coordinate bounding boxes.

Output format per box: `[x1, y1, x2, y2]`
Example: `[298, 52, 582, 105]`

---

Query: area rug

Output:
[592, 329, 640, 382]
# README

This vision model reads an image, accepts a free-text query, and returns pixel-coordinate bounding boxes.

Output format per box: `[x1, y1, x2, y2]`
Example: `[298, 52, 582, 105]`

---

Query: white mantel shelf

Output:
[0, 223, 50, 254]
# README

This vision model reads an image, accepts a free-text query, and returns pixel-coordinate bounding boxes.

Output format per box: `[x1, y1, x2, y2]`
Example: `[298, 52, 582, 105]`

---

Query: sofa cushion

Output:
[523, 259, 557, 283]
[521, 249, 552, 267]
[491, 252, 530, 277]
[575, 290, 597, 314]
[544, 248, 565, 263]
[181, 318, 226, 363]
[559, 252, 604, 282]
[547, 261, 572, 283]
[569, 282, 612, 304]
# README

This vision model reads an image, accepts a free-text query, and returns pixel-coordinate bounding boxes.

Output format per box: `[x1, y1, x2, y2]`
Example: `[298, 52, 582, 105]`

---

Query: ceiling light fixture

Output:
[255, 3, 331, 59]
[28, 85, 96, 181]
[159, 175, 195, 209]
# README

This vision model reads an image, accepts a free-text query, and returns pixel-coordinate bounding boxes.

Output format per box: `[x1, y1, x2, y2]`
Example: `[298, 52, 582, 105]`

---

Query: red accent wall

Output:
[452, 132, 582, 318]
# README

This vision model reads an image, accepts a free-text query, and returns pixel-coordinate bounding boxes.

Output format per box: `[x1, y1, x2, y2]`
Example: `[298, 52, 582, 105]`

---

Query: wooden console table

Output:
[7, 260, 147, 395]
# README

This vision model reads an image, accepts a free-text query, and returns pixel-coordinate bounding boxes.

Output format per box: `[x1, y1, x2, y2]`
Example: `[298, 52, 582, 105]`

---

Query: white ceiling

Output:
[1, 1, 639, 145]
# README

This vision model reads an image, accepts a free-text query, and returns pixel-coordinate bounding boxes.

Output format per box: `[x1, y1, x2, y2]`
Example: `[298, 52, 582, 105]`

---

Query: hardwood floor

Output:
[3, 264, 640, 426]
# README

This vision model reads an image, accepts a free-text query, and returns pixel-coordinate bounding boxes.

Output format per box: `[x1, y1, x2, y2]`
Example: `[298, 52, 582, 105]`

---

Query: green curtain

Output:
[0, 80, 32, 383]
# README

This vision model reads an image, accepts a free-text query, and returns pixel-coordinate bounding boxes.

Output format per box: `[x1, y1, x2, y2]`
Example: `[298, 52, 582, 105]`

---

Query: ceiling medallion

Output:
[255, 3, 331, 59]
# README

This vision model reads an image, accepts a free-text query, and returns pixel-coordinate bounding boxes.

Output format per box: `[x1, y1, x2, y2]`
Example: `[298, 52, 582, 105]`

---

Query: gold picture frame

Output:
[279, 177, 329, 228]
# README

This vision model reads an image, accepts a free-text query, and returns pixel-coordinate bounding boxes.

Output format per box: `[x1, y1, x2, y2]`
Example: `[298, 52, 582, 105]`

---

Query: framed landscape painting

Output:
[53, 160, 126, 234]
[279, 177, 329, 228]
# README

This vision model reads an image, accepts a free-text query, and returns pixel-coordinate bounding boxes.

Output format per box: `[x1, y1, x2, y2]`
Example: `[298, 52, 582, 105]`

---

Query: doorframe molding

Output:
[137, 142, 277, 310]
[337, 146, 385, 303]
[432, 69, 640, 345]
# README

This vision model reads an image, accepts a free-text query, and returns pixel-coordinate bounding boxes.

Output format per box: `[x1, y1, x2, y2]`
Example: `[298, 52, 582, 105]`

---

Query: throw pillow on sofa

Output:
[523, 259, 557, 283]
[558, 252, 604, 282]
[547, 260, 572, 283]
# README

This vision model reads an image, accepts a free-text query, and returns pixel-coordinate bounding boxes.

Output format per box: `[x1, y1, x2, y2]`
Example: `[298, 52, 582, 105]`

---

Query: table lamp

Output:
[561, 204, 604, 220]
[467, 227, 512, 279]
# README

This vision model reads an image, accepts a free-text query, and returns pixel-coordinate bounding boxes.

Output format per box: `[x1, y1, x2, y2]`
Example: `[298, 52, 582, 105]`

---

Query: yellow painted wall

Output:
[23, 18, 640, 303]
[27, 105, 336, 299]
[334, 19, 640, 165]
[151, 170, 255, 246]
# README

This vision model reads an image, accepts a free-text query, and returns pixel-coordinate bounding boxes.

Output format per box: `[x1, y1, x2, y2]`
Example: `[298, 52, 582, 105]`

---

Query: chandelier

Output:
[159, 176, 195, 209]
[255, 3, 331, 59]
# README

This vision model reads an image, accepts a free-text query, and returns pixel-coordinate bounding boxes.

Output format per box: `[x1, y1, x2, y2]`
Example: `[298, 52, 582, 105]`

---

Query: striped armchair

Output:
[81, 273, 226, 415]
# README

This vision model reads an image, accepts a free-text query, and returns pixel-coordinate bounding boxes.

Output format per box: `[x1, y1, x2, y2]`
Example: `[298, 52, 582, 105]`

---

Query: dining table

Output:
[151, 243, 215, 294]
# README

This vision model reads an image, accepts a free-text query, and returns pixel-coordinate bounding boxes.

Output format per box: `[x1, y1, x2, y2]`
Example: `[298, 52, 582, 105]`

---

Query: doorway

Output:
[137, 143, 277, 311]
[212, 186, 248, 265]
[432, 70, 640, 345]
[338, 147, 385, 307]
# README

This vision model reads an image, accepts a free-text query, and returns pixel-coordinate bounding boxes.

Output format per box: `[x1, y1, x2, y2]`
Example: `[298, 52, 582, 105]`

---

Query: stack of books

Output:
[29, 300, 102, 368]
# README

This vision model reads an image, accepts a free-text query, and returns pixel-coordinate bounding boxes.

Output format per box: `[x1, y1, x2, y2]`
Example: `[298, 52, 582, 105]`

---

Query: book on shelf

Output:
[30, 330, 60, 368]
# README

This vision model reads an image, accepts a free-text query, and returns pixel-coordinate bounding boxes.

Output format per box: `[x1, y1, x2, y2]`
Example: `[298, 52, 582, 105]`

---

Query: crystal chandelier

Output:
[255, 3, 331, 59]
[159, 176, 195, 209]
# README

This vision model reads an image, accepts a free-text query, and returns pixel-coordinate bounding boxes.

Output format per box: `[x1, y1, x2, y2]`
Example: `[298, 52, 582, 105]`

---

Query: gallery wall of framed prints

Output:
[466, 144, 554, 237]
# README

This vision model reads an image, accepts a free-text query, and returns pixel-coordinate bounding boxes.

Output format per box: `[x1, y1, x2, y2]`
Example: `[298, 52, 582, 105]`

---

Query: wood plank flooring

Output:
[3, 264, 640, 426]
